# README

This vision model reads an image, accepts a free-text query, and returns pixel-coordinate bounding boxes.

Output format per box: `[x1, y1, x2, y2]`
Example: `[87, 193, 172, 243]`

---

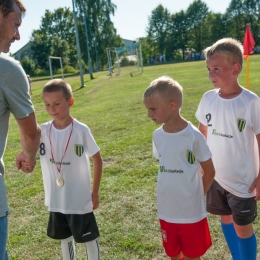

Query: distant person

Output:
[196, 38, 260, 260]
[27, 74, 32, 95]
[0, 0, 41, 259]
[108, 65, 113, 76]
[143, 76, 215, 260]
[39, 79, 103, 260]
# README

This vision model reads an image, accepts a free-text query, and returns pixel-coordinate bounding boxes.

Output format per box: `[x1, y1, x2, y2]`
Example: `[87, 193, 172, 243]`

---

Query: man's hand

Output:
[16, 151, 36, 173]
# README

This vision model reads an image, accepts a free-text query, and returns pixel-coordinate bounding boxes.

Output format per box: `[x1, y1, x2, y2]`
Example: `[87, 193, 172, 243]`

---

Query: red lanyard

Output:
[49, 119, 74, 173]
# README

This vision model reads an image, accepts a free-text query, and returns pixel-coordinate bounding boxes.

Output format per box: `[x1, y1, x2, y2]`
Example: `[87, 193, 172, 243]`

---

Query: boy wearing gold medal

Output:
[39, 79, 103, 260]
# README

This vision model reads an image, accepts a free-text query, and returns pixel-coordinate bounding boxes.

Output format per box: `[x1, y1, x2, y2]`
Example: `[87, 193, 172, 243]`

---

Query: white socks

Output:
[60, 236, 100, 260]
[85, 239, 100, 260]
[61, 236, 75, 260]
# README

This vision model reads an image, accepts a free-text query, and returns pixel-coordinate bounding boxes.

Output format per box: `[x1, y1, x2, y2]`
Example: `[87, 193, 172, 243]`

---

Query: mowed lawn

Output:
[5, 56, 260, 259]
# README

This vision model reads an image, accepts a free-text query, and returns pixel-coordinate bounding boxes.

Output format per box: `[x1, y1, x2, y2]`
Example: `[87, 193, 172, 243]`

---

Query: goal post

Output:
[106, 41, 143, 76]
[49, 56, 64, 79]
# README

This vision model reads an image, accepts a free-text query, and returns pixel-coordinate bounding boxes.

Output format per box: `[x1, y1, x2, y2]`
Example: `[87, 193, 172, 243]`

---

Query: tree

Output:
[186, 0, 209, 53]
[203, 13, 228, 47]
[146, 4, 171, 56]
[30, 32, 52, 69]
[243, 0, 260, 45]
[30, 7, 76, 70]
[75, 0, 123, 75]
[168, 10, 190, 60]
[138, 37, 156, 64]
[225, 0, 246, 40]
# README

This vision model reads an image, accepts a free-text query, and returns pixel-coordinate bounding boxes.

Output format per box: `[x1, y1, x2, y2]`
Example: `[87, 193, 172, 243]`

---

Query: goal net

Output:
[106, 41, 143, 77]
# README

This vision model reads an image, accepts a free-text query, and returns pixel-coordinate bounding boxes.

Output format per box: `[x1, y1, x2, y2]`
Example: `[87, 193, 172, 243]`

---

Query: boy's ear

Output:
[169, 100, 177, 110]
[233, 63, 242, 75]
[69, 98, 74, 107]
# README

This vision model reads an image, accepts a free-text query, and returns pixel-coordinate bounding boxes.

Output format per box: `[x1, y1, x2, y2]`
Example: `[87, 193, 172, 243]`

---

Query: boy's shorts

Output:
[47, 212, 99, 243]
[206, 180, 257, 226]
[159, 218, 212, 258]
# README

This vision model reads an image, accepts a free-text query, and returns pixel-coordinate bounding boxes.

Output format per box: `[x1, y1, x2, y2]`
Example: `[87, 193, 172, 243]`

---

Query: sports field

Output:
[6, 57, 260, 259]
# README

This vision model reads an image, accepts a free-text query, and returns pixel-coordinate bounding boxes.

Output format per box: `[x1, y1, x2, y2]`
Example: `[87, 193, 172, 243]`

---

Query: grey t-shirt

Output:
[0, 53, 34, 217]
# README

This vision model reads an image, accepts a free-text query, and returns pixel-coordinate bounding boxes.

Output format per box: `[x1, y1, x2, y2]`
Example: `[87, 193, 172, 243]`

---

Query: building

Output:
[13, 41, 33, 61]
[122, 39, 137, 55]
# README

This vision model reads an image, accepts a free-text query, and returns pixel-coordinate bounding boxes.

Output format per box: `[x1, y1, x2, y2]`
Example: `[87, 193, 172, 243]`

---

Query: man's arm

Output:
[15, 112, 41, 172]
[249, 133, 260, 200]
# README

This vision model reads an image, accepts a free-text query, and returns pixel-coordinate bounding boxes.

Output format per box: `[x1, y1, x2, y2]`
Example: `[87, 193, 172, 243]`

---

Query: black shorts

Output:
[47, 212, 99, 243]
[206, 180, 257, 226]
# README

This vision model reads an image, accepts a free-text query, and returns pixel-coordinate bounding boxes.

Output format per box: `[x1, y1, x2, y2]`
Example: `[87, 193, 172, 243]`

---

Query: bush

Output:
[57, 65, 77, 74]
[33, 68, 49, 77]
[120, 56, 129, 67]
[173, 51, 183, 61]
[129, 60, 136, 66]
[20, 57, 36, 75]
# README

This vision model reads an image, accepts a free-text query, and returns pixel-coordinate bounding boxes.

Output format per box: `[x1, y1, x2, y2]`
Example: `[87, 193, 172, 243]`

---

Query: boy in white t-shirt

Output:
[196, 38, 260, 260]
[39, 79, 103, 260]
[143, 76, 215, 260]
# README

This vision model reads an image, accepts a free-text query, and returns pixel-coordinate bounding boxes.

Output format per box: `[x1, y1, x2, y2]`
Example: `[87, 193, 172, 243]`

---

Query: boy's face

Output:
[206, 53, 238, 89]
[144, 94, 173, 124]
[43, 91, 73, 121]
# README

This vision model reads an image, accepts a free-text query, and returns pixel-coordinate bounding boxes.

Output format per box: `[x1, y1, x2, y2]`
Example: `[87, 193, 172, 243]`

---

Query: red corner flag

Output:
[243, 24, 255, 59]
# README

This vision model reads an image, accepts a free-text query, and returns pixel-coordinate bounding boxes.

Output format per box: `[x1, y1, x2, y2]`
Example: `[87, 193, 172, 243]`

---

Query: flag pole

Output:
[243, 23, 255, 90]
[246, 56, 250, 89]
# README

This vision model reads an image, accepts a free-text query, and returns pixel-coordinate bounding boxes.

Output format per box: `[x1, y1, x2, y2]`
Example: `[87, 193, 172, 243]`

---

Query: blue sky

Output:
[10, 0, 229, 53]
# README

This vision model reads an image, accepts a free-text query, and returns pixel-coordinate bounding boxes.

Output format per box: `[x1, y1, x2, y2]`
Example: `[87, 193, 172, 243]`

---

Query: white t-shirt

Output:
[40, 119, 100, 214]
[153, 122, 212, 223]
[196, 88, 260, 198]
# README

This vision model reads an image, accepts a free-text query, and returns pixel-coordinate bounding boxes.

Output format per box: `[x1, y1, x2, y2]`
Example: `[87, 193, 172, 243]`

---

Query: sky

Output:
[10, 0, 230, 53]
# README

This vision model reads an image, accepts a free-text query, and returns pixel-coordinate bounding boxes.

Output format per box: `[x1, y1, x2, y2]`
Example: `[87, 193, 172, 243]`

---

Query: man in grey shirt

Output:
[0, 1, 41, 258]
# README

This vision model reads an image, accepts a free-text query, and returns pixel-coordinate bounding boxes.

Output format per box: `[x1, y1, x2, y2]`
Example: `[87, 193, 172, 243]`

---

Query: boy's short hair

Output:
[143, 76, 183, 107]
[0, 0, 26, 17]
[43, 79, 73, 100]
[203, 38, 243, 67]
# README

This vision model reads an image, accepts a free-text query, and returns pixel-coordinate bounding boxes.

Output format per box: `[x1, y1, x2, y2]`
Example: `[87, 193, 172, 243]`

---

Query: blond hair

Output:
[203, 38, 243, 67]
[43, 79, 73, 100]
[143, 76, 183, 107]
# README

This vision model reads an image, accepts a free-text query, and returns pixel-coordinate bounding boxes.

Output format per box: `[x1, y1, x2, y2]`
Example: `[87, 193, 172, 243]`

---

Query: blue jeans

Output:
[0, 215, 8, 260]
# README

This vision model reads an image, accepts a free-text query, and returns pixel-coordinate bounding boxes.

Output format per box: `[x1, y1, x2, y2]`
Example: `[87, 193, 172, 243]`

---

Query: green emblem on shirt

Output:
[74, 145, 84, 157]
[186, 150, 195, 164]
[237, 119, 246, 132]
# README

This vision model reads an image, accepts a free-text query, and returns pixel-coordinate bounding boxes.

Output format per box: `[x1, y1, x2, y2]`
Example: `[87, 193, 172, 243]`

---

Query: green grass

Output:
[5, 58, 260, 259]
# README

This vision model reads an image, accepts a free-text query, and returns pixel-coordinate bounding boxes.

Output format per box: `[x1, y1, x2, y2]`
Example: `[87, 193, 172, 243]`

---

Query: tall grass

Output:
[5, 57, 260, 259]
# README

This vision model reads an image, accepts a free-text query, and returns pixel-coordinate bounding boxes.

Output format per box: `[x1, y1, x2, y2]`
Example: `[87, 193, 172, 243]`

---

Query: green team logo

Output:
[74, 145, 84, 157]
[186, 150, 195, 164]
[237, 119, 246, 132]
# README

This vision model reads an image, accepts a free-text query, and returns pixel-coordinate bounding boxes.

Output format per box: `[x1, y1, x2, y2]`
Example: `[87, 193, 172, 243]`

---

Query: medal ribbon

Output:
[49, 119, 74, 173]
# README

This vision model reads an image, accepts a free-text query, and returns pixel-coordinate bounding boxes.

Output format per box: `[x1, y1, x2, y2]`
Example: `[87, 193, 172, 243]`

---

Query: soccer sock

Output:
[85, 239, 100, 260]
[60, 236, 75, 260]
[238, 233, 257, 260]
[221, 222, 242, 260]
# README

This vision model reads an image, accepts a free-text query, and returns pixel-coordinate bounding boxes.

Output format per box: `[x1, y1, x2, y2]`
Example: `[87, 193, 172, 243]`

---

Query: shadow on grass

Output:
[130, 72, 143, 77]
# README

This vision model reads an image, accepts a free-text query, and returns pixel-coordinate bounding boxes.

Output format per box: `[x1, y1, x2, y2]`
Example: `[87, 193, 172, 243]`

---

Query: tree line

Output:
[20, 0, 122, 76]
[19, 0, 260, 76]
[142, 0, 260, 62]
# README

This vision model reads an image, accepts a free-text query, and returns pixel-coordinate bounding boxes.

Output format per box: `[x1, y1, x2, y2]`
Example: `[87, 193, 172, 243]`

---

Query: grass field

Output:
[5, 57, 260, 259]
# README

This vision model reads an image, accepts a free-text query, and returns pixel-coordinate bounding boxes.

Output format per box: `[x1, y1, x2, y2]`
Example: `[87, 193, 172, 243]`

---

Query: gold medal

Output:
[56, 176, 64, 187]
